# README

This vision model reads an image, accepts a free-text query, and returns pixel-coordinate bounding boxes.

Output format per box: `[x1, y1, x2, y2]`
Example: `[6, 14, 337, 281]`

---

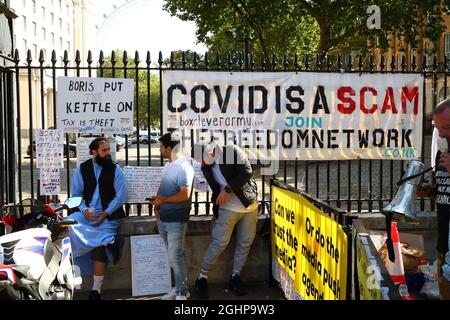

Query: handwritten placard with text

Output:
[35, 129, 64, 168]
[131, 235, 171, 297]
[124, 166, 164, 203]
[40, 167, 60, 195]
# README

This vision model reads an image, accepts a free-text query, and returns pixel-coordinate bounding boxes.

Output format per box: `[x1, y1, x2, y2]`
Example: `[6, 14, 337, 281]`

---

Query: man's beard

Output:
[95, 155, 113, 167]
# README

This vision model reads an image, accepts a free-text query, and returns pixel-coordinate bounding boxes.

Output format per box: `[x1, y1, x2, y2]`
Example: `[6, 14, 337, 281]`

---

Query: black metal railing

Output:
[0, 48, 446, 217]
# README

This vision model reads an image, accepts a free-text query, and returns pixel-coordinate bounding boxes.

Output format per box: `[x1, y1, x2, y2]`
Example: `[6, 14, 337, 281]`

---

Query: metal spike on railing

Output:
[38, 49, 45, 65]
[170, 51, 175, 69]
[337, 54, 342, 70]
[204, 52, 209, 70]
[294, 53, 299, 70]
[238, 51, 243, 71]
[134, 51, 140, 66]
[111, 50, 116, 66]
[433, 55, 438, 72]
[422, 54, 428, 72]
[369, 54, 375, 71]
[51, 50, 57, 66]
[98, 50, 104, 66]
[271, 52, 277, 71]
[358, 53, 363, 71]
[249, 53, 255, 70]
[283, 53, 288, 71]
[390, 54, 396, 71]
[158, 51, 163, 67]
[14, 49, 20, 64]
[75, 50, 81, 66]
[347, 54, 353, 71]
[227, 51, 232, 71]
[182, 51, 187, 70]
[412, 54, 417, 71]
[380, 54, 385, 71]
[401, 54, 407, 71]
[304, 54, 309, 70]
[193, 52, 198, 70]
[146, 51, 151, 67]
[326, 55, 332, 71]
[215, 52, 221, 70]
[445, 56, 448, 72]
[63, 50, 69, 66]
[315, 53, 321, 70]
[87, 50, 93, 66]
[260, 53, 266, 71]
[26, 49, 32, 65]
[122, 50, 128, 66]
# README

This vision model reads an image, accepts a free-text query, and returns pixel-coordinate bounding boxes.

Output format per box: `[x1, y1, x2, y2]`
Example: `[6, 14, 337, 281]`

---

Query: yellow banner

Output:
[271, 184, 348, 300]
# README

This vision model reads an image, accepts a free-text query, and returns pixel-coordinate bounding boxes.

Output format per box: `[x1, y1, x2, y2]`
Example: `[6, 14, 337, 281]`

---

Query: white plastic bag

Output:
[419, 260, 440, 299]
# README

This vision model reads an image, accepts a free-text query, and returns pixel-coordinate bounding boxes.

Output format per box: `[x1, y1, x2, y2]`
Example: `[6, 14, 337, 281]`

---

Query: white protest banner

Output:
[131, 235, 171, 296]
[193, 161, 211, 193]
[56, 77, 134, 134]
[162, 71, 423, 160]
[124, 166, 164, 203]
[35, 129, 64, 168]
[76, 137, 117, 166]
[40, 167, 60, 195]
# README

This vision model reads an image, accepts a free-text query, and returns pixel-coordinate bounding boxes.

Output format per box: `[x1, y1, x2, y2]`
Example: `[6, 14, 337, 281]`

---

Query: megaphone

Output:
[381, 159, 425, 224]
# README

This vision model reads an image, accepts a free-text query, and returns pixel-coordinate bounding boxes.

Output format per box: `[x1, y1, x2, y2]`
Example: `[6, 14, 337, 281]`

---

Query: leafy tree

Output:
[98, 50, 160, 130]
[163, 0, 447, 60]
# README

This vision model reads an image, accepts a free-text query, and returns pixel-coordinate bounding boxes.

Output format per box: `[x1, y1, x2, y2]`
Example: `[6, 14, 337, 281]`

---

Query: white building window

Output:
[42, 27, 46, 41]
[22, 16, 27, 31]
[66, 23, 70, 34]
[67, 41, 70, 53]
[59, 18, 62, 30]
[23, 39, 27, 52]
[32, 22, 37, 36]
[66, 4, 70, 16]
[41, 6, 46, 20]
[51, 32, 55, 45]
[51, 13, 54, 25]
[445, 33, 450, 60]
[33, 44, 37, 59]
[59, 0, 62, 11]
[425, 42, 434, 55]
[22, 0, 26, 7]
[32, 0, 36, 13]
[59, 37, 63, 50]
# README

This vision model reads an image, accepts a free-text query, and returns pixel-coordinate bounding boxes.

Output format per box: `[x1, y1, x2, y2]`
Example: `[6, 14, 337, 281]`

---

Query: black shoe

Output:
[88, 290, 102, 300]
[195, 277, 209, 299]
[107, 238, 124, 265]
[229, 274, 246, 296]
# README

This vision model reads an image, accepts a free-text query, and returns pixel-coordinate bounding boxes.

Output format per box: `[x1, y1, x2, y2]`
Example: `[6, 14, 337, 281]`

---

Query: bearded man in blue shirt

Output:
[69, 137, 126, 300]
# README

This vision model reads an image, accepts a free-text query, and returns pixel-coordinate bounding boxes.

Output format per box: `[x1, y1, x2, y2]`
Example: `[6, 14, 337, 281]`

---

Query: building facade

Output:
[10, 0, 95, 136]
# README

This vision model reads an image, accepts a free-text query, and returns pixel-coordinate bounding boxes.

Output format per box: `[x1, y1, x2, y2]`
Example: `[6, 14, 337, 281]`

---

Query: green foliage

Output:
[98, 50, 160, 129]
[163, 0, 447, 60]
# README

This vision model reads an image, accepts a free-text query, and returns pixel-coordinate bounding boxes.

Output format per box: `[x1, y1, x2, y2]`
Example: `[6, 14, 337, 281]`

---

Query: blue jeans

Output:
[201, 207, 258, 274]
[157, 221, 188, 295]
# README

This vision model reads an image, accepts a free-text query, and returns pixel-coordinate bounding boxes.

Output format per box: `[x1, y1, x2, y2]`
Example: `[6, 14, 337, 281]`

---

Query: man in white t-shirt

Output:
[150, 132, 194, 300]
[192, 142, 258, 299]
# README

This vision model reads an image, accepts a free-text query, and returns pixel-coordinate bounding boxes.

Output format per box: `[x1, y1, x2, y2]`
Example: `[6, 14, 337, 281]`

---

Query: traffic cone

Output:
[385, 221, 415, 300]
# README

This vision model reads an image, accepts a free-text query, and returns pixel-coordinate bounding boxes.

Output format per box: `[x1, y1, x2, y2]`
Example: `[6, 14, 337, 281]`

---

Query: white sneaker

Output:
[160, 287, 176, 300]
[160, 287, 190, 300]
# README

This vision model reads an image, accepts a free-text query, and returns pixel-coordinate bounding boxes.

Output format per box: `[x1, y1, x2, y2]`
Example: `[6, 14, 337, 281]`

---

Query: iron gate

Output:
[1, 48, 446, 216]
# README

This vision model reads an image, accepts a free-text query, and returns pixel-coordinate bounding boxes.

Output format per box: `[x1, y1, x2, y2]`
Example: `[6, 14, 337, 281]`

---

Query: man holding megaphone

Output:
[417, 98, 450, 300]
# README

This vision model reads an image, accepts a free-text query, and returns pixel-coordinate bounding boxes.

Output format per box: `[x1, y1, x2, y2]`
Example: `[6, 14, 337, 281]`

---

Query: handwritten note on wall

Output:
[124, 166, 163, 203]
[76, 137, 117, 166]
[131, 235, 171, 297]
[35, 129, 64, 168]
[40, 167, 60, 195]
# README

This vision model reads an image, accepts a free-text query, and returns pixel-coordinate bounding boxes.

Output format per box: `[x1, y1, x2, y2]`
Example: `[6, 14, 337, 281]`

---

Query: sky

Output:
[94, 0, 207, 66]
